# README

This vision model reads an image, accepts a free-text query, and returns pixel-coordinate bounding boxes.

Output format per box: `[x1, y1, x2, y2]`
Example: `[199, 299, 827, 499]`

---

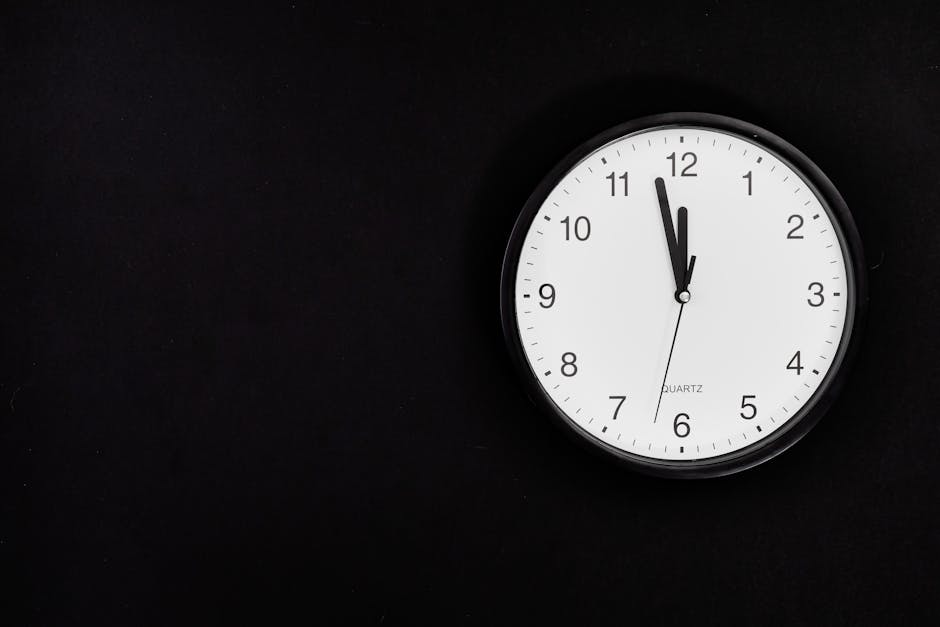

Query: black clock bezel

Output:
[499, 112, 868, 479]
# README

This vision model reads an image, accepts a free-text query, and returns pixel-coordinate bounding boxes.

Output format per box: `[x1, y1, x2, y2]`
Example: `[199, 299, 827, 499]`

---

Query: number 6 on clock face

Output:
[500, 113, 867, 478]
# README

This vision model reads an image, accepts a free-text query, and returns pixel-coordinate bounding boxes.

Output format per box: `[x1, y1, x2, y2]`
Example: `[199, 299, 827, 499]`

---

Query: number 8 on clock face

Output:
[500, 113, 867, 478]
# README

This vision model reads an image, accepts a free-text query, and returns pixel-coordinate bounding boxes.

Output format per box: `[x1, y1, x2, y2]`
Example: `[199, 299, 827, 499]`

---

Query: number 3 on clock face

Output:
[500, 113, 867, 478]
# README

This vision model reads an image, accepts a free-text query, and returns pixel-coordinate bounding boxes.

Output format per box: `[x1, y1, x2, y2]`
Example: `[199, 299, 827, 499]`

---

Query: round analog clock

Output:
[500, 113, 866, 478]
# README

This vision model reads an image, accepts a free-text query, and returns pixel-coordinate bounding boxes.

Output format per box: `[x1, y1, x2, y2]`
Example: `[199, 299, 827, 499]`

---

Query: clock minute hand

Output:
[654, 177, 685, 295]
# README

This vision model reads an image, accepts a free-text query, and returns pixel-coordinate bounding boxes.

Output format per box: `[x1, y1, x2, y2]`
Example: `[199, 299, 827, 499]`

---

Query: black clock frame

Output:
[499, 112, 868, 479]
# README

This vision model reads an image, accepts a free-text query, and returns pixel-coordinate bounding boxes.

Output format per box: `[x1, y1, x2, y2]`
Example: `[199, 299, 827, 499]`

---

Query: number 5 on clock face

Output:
[500, 113, 867, 478]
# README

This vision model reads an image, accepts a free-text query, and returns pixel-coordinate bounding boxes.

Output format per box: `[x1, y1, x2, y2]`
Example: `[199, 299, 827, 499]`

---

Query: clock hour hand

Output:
[678, 206, 688, 291]
[655, 177, 686, 297]
[677, 207, 696, 295]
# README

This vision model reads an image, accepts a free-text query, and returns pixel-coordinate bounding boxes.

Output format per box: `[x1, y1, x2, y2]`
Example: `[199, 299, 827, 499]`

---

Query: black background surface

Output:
[2, 2, 939, 624]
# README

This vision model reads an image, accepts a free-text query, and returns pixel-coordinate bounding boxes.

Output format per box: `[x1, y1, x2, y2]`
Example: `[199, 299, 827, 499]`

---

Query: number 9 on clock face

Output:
[500, 113, 867, 478]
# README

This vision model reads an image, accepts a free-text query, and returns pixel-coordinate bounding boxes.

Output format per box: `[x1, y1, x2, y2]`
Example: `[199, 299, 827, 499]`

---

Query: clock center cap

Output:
[677, 290, 691, 304]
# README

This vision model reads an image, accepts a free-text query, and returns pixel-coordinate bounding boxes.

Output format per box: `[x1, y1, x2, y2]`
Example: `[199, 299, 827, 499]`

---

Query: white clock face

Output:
[511, 124, 857, 464]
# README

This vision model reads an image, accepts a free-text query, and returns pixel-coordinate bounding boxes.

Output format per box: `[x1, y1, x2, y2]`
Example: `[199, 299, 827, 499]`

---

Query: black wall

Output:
[2, 3, 939, 624]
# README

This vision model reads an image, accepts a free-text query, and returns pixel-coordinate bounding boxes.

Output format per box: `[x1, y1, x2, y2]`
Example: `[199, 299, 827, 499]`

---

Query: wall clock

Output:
[500, 112, 867, 478]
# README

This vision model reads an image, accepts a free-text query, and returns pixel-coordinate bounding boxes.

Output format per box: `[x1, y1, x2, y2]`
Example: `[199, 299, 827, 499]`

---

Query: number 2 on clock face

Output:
[501, 113, 866, 478]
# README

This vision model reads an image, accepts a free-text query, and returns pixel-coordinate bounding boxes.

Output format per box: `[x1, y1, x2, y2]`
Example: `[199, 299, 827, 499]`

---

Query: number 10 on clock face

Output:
[502, 114, 865, 477]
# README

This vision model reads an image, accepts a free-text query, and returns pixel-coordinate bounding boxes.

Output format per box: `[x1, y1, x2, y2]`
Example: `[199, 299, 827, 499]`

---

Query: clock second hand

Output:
[654, 241, 696, 424]
[654, 301, 684, 424]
